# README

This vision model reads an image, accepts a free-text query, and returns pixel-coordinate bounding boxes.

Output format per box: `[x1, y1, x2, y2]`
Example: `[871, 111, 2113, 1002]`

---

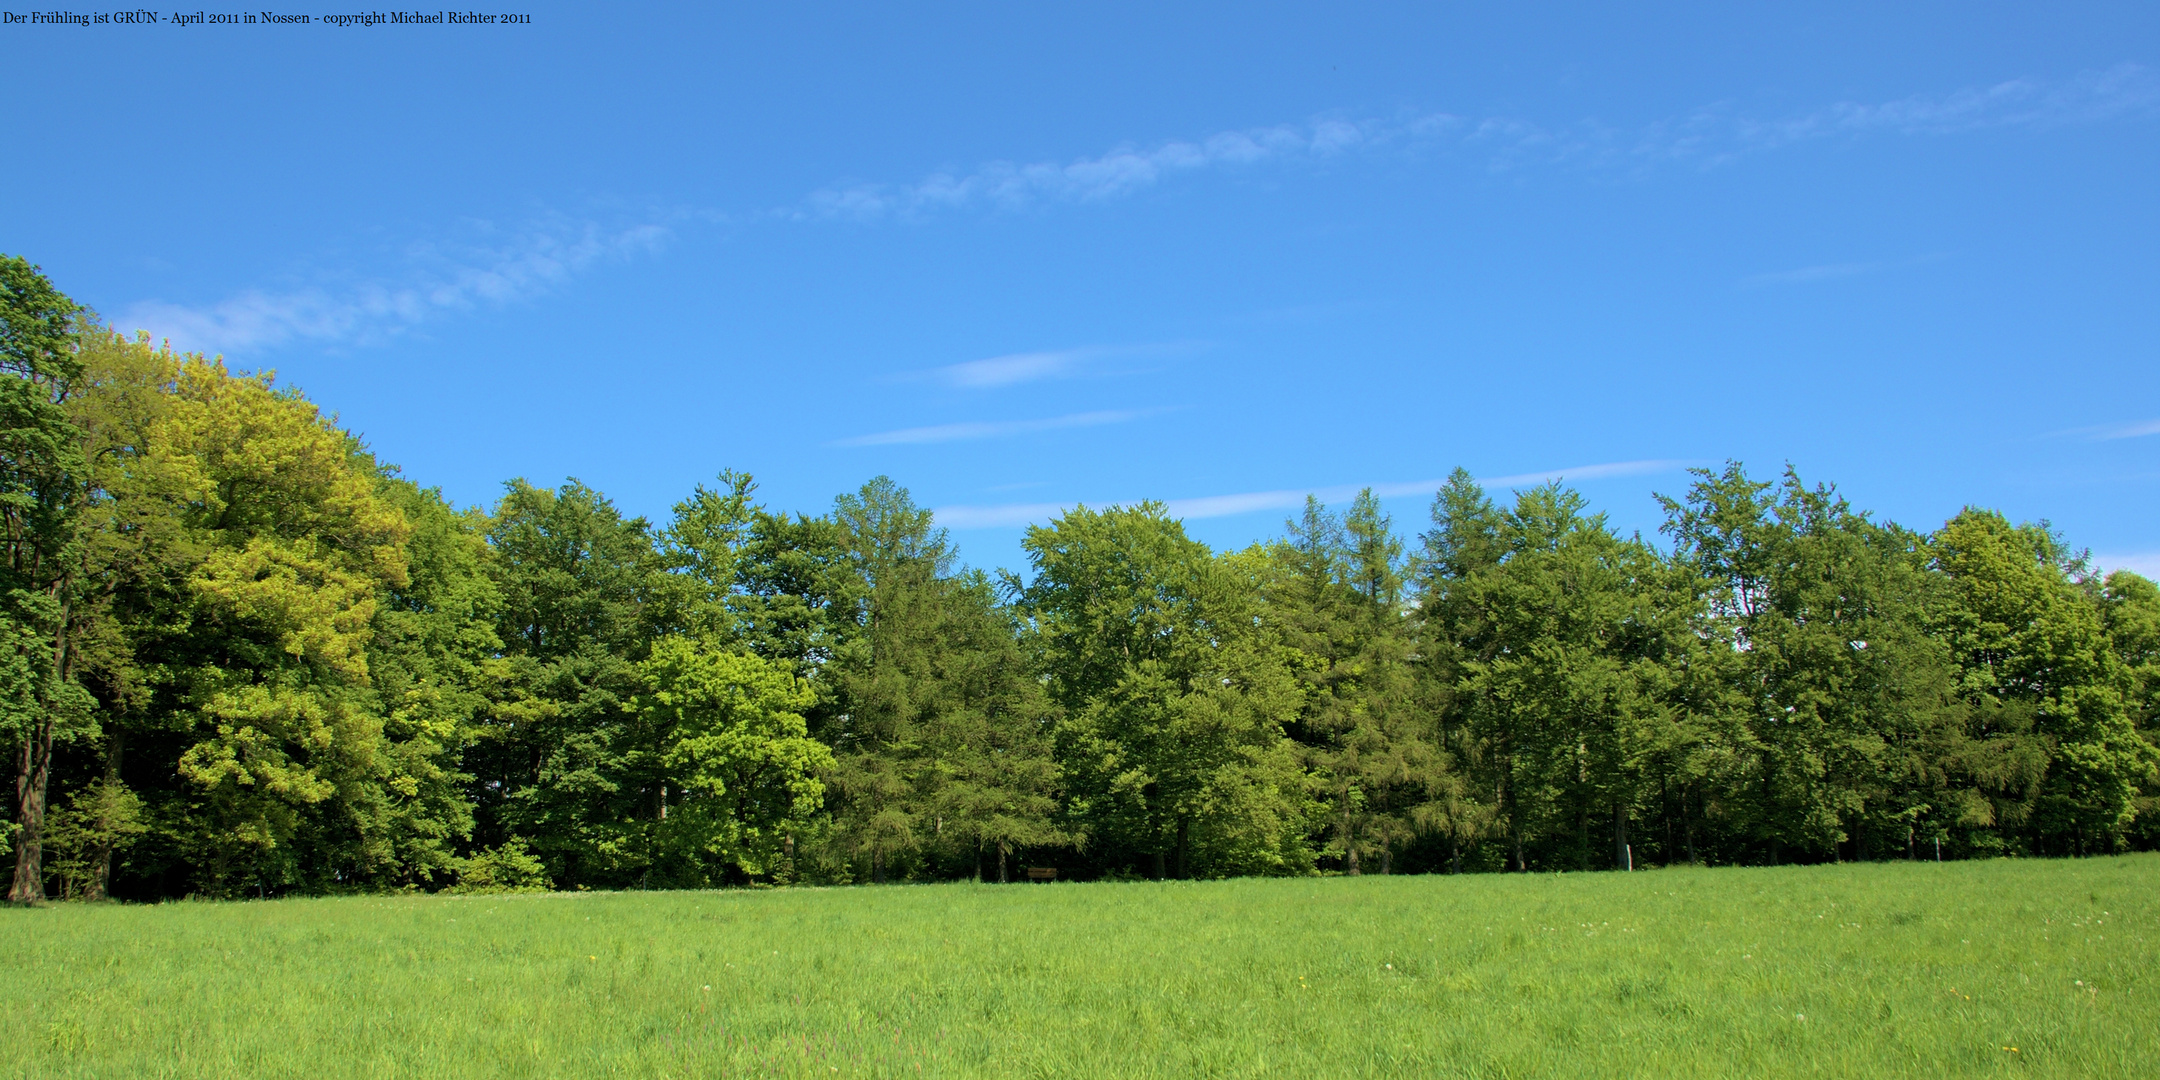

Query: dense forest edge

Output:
[3, 254, 2157, 902]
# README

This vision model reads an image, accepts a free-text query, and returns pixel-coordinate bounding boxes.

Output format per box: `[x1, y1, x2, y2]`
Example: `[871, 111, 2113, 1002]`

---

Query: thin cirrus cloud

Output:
[115, 219, 674, 355]
[2048, 417, 2160, 441]
[2096, 552, 2160, 579]
[831, 409, 1150, 448]
[121, 65, 2158, 354]
[919, 342, 1203, 389]
[931, 459, 1691, 529]
[1739, 251, 1954, 289]
[1739, 262, 1880, 287]
[804, 64, 2159, 220]
[933, 350, 1089, 389]
[2085, 419, 2160, 441]
[800, 118, 1392, 219]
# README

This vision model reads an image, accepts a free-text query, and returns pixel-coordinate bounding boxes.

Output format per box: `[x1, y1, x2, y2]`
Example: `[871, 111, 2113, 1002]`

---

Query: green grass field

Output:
[4, 856, 2154, 1079]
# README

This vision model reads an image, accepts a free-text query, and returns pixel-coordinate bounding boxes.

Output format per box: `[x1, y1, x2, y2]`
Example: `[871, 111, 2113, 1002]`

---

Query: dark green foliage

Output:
[5, 259, 2158, 895]
[1933, 509, 2157, 853]
[1662, 465, 1969, 864]
[1021, 504, 1309, 879]
[814, 478, 1065, 884]
[1270, 491, 1433, 875]
[472, 479, 663, 886]
[1, 256, 89, 902]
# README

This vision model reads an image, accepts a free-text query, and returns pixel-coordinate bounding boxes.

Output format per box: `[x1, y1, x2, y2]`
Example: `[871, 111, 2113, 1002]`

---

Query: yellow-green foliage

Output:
[4, 856, 2154, 1078]
[155, 356, 412, 679]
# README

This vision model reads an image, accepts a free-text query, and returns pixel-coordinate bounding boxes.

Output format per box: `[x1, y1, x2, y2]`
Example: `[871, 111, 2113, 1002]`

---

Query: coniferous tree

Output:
[816, 478, 1066, 883]
[11, 256, 2160, 894]
[1270, 491, 1430, 873]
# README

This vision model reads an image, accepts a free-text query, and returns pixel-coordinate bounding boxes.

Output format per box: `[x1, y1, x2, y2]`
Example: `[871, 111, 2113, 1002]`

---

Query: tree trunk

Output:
[871, 849, 885, 885]
[1660, 775, 1675, 861]
[1379, 846, 1392, 875]
[1174, 818, 1189, 880]
[1613, 802, 1630, 871]
[1151, 850, 1165, 881]
[84, 734, 123, 902]
[997, 843, 1008, 884]
[1684, 786, 1699, 865]
[10, 718, 53, 904]
[1502, 769, 1525, 872]
[8, 612, 66, 905]
[1344, 806, 1360, 876]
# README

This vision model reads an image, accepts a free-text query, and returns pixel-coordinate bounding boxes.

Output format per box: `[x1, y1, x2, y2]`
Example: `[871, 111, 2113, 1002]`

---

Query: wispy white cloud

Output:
[933, 350, 1089, 388]
[1470, 459, 1693, 490]
[832, 409, 1149, 447]
[2049, 417, 2160, 441]
[804, 65, 2159, 221]
[932, 459, 1690, 529]
[128, 66, 2157, 354]
[916, 341, 1206, 390]
[933, 501, 1074, 529]
[801, 116, 1430, 220]
[2096, 551, 2160, 579]
[1728, 63, 2160, 146]
[1590, 63, 2160, 172]
[116, 218, 672, 354]
[1740, 262, 1879, 287]
[1738, 251, 1957, 288]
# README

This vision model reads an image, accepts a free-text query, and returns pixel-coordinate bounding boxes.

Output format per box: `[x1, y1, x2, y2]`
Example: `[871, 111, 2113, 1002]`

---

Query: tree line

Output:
[4, 256, 2157, 901]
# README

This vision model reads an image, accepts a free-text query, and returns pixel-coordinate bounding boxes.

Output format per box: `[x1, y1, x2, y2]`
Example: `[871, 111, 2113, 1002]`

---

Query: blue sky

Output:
[6, 2, 2156, 576]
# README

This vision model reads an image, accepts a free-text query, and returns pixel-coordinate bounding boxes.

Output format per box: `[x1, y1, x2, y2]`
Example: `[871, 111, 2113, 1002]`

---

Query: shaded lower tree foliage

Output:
[1268, 492, 1433, 875]
[1021, 503, 1311, 880]
[5, 258, 2160, 900]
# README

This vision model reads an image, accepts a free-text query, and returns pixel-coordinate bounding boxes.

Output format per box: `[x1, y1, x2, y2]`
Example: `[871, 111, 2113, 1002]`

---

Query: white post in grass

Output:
[1625, 844, 1633, 872]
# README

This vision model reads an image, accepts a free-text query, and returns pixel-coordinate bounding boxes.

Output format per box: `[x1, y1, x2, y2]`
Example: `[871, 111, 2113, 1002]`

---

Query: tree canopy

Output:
[5, 257, 2157, 900]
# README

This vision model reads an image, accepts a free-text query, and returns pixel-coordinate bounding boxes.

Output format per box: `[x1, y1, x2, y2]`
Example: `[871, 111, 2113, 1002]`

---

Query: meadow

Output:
[3, 856, 2154, 1079]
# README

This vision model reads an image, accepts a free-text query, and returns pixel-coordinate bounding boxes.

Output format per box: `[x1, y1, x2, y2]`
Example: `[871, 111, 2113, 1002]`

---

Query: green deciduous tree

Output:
[1662, 464, 1964, 865]
[1, 255, 88, 902]
[1023, 504, 1308, 878]
[472, 479, 661, 886]
[640, 636, 831, 879]
[1934, 510, 2157, 853]
[1428, 477, 1709, 872]
[2096, 570, 2160, 846]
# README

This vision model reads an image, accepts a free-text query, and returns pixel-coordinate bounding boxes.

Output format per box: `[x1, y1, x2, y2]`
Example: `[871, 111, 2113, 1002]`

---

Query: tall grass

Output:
[4, 855, 2153, 1078]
